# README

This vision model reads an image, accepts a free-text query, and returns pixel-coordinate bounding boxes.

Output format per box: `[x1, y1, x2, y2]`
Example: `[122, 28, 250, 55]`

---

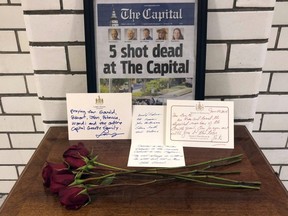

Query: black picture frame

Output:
[83, 0, 207, 100]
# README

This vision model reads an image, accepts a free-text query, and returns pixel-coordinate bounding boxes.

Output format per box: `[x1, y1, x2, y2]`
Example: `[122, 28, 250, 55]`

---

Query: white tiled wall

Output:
[0, 6, 25, 28]
[205, 72, 262, 96]
[264, 51, 288, 70]
[207, 11, 273, 40]
[24, 15, 85, 42]
[1, 0, 288, 207]
[208, 0, 234, 9]
[206, 44, 227, 70]
[0, 1, 44, 206]
[272, 1, 288, 24]
[229, 44, 268, 68]
[236, 0, 275, 7]
[35, 74, 87, 98]
[21, 0, 61, 10]
[252, 0, 288, 191]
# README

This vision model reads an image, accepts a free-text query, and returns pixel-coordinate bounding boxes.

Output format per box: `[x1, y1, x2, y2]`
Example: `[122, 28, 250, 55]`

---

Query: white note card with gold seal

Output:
[165, 100, 234, 149]
[66, 93, 132, 140]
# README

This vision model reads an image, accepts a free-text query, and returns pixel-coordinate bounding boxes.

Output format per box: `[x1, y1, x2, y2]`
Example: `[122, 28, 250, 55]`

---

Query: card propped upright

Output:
[66, 93, 132, 140]
[128, 105, 185, 167]
[166, 100, 234, 149]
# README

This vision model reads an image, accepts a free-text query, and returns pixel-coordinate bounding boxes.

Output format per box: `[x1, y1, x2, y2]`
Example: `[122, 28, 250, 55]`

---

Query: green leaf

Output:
[100, 175, 115, 185]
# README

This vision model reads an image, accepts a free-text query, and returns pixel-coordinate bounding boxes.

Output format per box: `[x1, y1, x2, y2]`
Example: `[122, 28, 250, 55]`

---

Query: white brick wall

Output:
[205, 72, 262, 96]
[25, 75, 37, 93]
[0, 150, 35, 164]
[34, 115, 45, 131]
[35, 74, 87, 98]
[0, 116, 35, 132]
[262, 149, 288, 164]
[236, 0, 275, 7]
[62, 0, 83, 10]
[272, 2, 288, 24]
[0, 76, 26, 94]
[208, 0, 233, 9]
[17, 166, 25, 175]
[2, 96, 40, 113]
[264, 51, 288, 70]
[280, 166, 288, 180]
[30, 47, 67, 70]
[206, 44, 227, 70]
[252, 132, 288, 148]
[0, 6, 25, 28]
[68, 46, 86, 71]
[278, 28, 288, 48]
[229, 44, 267, 68]
[0, 182, 16, 194]
[39, 100, 67, 121]
[21, 0, 60, 10]
[10, 133, 43, 148]
[0, 31, 18, 51]
[267, 27, 277, 49]
[270, 73, 288, 92]
[254, 0, 288, 191]
[262, 114, 288, 131]
[0, 167, 18, 179]
[24, 15, 85, 42]
[252, 114, 262, 131]
[0, 2, 44, 200]
[0, 54, 33, 73]
[257, 95, 288, 112]
[259, 72, 270, 92]
[0, 134, 10, 148]
[17, 31, 30, 52]
[225, 98, 258, 119]
[207, 11, 273, 40]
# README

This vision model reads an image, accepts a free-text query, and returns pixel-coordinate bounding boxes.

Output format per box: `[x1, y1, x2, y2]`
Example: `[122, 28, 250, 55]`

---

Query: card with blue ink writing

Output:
[128, 105, 185, 167]
[166, 100, 234, 149]
[66, 93, 132, 140]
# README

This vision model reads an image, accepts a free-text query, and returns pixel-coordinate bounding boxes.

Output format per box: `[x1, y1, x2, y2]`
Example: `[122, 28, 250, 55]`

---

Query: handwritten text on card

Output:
[131, 144, 184, 166]
[66, 93, 131, 140]
[128, 105, 185, 167]
[69, 108, 124, 138]
[135, 112, 161, 134]
[170, 105, 230, 143]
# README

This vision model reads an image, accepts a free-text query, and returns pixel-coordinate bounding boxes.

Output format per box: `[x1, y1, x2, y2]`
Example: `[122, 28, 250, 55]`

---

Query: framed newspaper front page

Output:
[84, 0, 207, 104]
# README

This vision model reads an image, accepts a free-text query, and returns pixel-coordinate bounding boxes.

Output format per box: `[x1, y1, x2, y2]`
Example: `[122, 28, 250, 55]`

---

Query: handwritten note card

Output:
[128, 105, 185, 167]
[166, 100, 234, 149]
[66, 93, 132, 140]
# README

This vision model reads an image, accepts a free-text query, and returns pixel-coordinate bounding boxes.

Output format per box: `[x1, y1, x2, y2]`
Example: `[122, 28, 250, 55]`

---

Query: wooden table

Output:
[0, 126, 287, 215]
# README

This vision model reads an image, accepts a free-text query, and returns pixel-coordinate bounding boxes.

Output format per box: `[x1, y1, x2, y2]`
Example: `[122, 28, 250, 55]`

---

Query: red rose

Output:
[59, 186, 90, 210]
[50, 167, 75, 194]
[63, 143, 90, 169]
[42, 162, 67, 187]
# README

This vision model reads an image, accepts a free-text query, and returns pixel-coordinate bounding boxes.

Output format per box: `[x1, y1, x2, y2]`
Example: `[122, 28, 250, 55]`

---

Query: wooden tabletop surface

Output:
[0, 125, 287, 215]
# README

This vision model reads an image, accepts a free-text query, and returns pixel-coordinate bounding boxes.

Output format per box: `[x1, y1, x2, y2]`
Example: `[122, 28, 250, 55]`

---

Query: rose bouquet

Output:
[42, 143, 261, 210]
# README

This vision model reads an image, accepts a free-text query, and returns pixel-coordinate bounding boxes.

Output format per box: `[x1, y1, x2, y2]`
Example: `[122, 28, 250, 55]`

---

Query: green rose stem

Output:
[145, 154, 244, 173]
[70, 154, 261, 190]
[86, 178, 174, 194]
[82, 154, 243, 175]
[73, 172, 261, 190]
[86, 153, 243, 173]
[71, 168, 261, 190]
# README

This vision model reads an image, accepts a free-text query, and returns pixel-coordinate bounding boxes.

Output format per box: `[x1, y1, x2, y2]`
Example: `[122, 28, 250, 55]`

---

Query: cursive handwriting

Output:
[170, 106, 229, 142]
[95, 129, 124, 138]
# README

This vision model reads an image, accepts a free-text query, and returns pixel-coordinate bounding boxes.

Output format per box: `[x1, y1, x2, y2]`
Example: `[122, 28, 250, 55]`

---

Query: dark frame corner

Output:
[195, 0, 207, 100]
